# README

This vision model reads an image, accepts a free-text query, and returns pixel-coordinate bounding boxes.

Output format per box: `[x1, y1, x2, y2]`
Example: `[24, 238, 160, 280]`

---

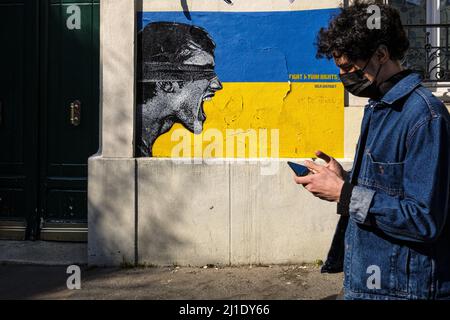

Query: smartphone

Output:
[287, 161, 310, 177]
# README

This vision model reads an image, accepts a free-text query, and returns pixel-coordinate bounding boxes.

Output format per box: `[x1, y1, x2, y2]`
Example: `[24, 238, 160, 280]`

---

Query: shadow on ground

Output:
[0, 265, 343, 300]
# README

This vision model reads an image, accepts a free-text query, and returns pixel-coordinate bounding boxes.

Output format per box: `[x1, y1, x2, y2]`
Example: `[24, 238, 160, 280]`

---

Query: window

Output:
[390, 0, 450, 82]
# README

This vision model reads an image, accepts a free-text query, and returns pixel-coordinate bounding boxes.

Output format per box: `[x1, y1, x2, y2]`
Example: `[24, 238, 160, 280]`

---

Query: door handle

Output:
[69, 100, 81, 126]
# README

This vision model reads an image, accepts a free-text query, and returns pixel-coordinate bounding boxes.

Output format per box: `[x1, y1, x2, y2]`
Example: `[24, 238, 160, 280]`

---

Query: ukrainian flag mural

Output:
[136, 0, 344, 158]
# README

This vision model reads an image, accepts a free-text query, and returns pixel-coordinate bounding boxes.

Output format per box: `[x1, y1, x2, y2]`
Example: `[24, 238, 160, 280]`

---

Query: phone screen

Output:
[287, 161, 310, 177]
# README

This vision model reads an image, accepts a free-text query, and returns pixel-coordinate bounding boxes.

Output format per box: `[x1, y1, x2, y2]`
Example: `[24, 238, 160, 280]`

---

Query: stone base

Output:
[88, 157, 353, 266]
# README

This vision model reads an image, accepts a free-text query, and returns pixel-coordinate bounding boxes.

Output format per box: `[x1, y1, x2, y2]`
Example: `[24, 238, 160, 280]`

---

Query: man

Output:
[136, 22, 223, 157]
[294, 1, 450, 299]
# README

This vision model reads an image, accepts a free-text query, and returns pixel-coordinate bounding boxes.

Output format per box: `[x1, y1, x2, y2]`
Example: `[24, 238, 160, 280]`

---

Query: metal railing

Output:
[403, 24, 450, 82]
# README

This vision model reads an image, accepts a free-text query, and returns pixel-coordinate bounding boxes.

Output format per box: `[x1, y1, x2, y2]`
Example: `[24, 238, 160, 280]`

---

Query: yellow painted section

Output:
[152, 82, 344, 158]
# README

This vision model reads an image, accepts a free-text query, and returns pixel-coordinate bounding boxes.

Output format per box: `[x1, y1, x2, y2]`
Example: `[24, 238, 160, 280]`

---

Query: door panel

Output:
[0, 0, 39, 239]
[0, 0, 99, 241]
[39, 0, 99, 241]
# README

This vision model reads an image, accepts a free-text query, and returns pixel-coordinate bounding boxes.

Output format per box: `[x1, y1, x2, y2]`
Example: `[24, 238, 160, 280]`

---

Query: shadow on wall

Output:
[101, 28, 133, 151]
[137, 162, 190, 266]
[92, 0, 340, 267]
[90, 1, 204, 267]
[88, 159, 193, 267]
[88, 160, 136, 265]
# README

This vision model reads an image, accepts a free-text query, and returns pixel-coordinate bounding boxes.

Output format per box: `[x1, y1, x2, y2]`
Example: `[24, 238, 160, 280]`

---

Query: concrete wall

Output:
[88, 0, 361, 266]
[136, 159, 352, 266]
[88, 0, 137, 266]
[88, 157, 136, 265]
[89, 157, 352, 266]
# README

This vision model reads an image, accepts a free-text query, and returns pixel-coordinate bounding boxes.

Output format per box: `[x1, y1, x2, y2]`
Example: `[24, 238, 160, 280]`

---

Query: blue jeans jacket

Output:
[341, 73, 450, 299]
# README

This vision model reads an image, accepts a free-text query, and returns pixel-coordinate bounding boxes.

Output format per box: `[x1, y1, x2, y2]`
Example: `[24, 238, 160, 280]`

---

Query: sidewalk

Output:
[0, 241, 343, 300]
[0, 264, 343, 300]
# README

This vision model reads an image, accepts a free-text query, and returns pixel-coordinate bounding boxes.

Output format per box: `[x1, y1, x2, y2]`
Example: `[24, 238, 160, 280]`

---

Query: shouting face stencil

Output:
[136, 22, 223, 157]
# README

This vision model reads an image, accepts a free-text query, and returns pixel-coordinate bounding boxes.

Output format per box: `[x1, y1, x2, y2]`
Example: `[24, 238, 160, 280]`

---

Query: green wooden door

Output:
[0, 0, 39, 239]
[0, 0, 99, 241]
[39, 0, 99, 241]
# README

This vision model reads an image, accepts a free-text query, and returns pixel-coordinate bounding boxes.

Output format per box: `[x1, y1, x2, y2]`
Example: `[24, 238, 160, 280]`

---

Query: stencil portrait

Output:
[136, 22, 223, 157]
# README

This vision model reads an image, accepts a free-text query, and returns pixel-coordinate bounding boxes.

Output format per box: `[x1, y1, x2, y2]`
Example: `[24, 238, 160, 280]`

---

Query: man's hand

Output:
[314, 150, 347, 180]
[293, 157, 345, 203]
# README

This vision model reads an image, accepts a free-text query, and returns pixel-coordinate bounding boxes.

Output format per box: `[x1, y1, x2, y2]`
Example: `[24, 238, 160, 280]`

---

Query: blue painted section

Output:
[138, 9, 340, 82]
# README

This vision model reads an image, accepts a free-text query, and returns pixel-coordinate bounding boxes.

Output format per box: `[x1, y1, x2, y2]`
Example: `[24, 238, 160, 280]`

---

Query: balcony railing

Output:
[403, 24, 450, 82]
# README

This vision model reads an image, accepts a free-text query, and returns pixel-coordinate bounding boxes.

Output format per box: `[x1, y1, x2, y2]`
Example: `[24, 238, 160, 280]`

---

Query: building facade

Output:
[1, 0, 449, 266]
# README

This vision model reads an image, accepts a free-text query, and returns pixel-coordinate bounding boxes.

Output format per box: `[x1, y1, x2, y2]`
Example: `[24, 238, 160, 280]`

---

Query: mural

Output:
[136, 3, 344, 158]
[136, 22, 223, 157]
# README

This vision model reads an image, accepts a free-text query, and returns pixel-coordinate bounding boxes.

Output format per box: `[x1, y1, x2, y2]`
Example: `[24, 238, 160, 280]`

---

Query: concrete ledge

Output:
[88, 157, 353, 266]
[88, 157, 136, 266]
[0, 241, 87, 266]
[137, 159, 230, 266]
[134, 158, 353, 266]
[230, 162, 340, 264]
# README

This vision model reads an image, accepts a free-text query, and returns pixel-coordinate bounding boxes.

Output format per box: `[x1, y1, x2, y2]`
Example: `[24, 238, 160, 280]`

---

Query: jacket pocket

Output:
[346, 224, 410, 297]
[362, 153, 405, 197]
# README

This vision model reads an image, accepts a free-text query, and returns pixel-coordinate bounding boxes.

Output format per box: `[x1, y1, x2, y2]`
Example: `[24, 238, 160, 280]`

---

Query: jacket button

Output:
[379, 165, 384, 174]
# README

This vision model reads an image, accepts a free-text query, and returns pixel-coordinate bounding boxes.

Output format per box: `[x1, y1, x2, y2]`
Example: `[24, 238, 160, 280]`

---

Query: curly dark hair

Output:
[315, 0, 409, 62]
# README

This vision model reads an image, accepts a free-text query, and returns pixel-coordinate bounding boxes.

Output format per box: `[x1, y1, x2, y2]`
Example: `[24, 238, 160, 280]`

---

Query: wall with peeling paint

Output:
[88, 0, 353, 267]
[138, 1, 345, 158]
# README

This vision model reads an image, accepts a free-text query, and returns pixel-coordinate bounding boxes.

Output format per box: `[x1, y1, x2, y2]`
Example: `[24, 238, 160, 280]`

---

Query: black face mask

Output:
[339, 55, 383, 99]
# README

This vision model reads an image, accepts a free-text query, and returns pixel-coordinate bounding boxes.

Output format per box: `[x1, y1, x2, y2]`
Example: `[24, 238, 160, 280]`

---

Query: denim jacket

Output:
[327, 73, 450, 300]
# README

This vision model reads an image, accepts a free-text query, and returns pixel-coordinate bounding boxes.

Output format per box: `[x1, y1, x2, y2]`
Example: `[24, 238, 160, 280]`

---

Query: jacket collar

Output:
[368, 72, 423, 106]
